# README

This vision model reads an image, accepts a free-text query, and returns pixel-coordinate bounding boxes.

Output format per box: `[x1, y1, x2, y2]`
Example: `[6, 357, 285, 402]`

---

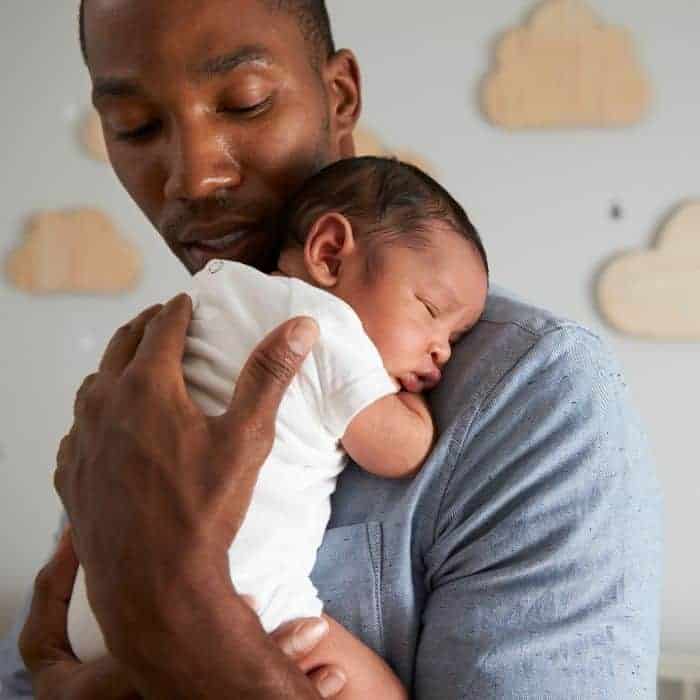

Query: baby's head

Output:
[276, 157, 489, 393]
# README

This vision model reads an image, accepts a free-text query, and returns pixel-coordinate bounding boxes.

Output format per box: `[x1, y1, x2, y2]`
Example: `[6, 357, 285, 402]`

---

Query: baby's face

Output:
[336, 224, 488, 393]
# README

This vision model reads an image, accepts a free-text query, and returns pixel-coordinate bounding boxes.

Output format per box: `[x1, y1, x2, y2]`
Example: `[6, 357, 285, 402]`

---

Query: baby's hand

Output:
[269, 612, 408, 700]
[242, 597, 347, 698]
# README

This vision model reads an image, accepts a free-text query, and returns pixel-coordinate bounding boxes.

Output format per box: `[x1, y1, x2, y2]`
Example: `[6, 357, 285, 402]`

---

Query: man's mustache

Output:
[160, 195, 276, 242]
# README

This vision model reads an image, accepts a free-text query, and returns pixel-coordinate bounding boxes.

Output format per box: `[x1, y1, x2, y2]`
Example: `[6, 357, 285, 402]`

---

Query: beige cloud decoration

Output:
[597, 202, 700, 341]
[483, 0, 651, 129]
[81, 108, 109, 163]
[354, 125, 437, 177]
[5, 208, 141, 295]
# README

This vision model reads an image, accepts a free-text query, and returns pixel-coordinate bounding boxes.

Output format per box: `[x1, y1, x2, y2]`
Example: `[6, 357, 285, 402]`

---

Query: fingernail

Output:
[288, 319, 318, 356]
[295, 618, 329, 653]
[318, 670, 346, 697]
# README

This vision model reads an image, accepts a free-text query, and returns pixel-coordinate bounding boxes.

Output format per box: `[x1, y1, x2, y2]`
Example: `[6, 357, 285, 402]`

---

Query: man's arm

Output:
[414, 327, 663, 698]
[341, 391, 435, 479]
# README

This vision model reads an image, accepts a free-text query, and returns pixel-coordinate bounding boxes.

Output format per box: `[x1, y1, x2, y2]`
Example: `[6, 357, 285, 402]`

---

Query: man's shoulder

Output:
[478, 285, 610, 356]
[430, 285, 611, 428]
[481, 284, 582, 336]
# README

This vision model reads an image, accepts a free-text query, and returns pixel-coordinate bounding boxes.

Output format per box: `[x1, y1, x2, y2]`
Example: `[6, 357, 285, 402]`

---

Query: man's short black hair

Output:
[79, 0, 336, 69]
[278, 156, 490, 280]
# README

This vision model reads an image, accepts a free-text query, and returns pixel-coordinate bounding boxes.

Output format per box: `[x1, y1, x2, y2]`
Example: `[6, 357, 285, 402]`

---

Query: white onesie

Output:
[67, 259, 397, 662]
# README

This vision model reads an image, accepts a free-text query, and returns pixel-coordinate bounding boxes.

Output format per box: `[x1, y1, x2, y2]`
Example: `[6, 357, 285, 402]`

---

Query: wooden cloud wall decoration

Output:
[5, 208, 141, 295]
[81, 108, 110, 163]
[483, 0, 652, 129]
[597, 202, 700, 341]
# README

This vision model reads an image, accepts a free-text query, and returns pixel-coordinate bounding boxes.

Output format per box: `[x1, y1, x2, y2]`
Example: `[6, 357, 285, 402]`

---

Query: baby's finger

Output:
[308, 667, 347, 698]
[269, 616, 329, 661]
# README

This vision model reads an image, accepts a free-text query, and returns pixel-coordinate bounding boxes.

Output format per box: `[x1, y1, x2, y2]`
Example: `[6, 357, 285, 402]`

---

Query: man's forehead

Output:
[84, 0, 298, 71]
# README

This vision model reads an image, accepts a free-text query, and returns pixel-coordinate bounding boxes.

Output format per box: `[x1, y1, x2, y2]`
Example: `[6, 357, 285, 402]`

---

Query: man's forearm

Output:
[113, 572, 322, 700]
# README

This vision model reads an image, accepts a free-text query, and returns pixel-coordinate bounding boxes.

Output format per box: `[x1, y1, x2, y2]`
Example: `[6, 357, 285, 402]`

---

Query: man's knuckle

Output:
[74, 373, 101, 413]
[252, 347, 296, 385]
[238, 414, 270, 443]
[33, 565, 53, 597]
[53, 463, 65, 495]
[116, 321, 134, 337]
[122, 367, 149, 394]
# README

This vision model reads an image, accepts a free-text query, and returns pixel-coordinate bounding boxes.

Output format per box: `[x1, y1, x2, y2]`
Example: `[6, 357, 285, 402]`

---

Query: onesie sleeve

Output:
[312, 301, 398, 439]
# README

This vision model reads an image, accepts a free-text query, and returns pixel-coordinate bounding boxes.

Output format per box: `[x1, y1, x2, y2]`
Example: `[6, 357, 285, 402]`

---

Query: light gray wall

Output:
[1, 0, 697, 659]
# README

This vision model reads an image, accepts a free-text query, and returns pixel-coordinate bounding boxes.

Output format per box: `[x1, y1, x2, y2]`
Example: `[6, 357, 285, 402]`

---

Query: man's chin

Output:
[177, 239, 279, 276]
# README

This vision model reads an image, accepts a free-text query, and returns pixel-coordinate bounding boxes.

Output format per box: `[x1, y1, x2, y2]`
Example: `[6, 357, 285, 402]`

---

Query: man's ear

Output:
[304, 213, 356, 288]
[323, 49, 362, 159]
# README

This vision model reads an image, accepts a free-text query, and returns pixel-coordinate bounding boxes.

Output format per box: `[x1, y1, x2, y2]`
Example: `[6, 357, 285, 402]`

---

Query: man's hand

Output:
[19, 528, 140, 699]
[19, 529, 348, 698]
[52, 296, 330, 697]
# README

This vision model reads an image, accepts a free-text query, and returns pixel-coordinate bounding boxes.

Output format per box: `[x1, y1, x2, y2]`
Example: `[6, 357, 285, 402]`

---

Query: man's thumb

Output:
[224, 316, 319, 434]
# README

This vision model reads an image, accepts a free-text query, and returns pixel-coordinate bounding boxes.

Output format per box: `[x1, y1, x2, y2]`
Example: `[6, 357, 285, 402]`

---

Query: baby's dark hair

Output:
[278, 156, 489, 281]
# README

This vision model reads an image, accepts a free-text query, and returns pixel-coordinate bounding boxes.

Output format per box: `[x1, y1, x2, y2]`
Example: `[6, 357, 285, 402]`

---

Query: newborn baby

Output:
[67, 156, 489, 695]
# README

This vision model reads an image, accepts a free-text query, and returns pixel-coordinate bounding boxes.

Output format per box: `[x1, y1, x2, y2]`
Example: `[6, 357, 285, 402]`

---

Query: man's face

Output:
[85, 0, 360, 274]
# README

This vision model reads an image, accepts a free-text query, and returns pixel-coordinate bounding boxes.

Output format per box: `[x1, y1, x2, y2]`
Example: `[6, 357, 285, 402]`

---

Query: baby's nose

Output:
[431, 343, 451, 367]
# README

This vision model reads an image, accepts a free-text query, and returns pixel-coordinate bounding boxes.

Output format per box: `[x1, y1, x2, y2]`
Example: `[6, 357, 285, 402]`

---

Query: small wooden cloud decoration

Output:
[597, 202, 700, 341]
[81, 108, 109, 163]
[354, 125, 437, 177]
[5, 208, 141, 295]
[483, 0, 651, 129]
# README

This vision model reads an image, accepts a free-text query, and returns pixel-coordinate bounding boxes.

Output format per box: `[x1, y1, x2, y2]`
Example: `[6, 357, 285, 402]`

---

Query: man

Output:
[1, 0, 663, 698]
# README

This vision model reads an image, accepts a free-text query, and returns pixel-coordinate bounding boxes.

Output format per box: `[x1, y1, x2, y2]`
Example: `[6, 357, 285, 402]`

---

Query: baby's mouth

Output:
[400, 368, 442, 393]
[400, 373, 425, 393]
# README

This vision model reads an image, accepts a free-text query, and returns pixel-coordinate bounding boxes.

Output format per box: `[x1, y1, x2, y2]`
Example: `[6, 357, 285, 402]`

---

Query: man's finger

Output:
[221, 317, 319, 439]
[73, 372, 99, 419]
[240, 594, 258, 612]
[55, 427, 77, 499]
[130, 294, 193, 379]
[99, 304, 164, 374]
[19, 529, 79, 672]
[39, 528, 79, 605]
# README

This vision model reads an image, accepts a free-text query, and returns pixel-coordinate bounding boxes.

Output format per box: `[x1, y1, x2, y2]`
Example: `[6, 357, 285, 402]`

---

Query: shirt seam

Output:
[477, 316, 600, 341]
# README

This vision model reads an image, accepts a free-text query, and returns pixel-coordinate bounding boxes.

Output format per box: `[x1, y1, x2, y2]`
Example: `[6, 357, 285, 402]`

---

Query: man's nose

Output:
[163, 119, 242, 201]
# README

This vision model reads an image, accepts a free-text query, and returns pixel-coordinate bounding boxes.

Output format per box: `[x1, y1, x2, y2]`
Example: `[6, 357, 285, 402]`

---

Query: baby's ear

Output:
[304, 212, 357, 287]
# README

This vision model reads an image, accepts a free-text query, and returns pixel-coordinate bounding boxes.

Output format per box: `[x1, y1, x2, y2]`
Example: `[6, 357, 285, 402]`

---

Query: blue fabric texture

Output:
[1, 287, 663, 699]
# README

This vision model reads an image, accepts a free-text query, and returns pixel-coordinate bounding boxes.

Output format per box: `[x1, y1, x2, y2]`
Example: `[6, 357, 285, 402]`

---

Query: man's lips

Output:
[181, 229, 252, 270]
[184, 229, 249, 251]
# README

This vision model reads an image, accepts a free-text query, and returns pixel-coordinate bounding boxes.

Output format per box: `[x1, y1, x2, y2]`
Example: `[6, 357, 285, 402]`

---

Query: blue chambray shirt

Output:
[0, 287, 663, 699]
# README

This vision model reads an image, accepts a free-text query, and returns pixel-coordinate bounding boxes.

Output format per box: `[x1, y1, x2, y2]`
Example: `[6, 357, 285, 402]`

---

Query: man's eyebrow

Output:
[91, 46, 272, 103]
[92, 77, 144, 103]
[191, 46, 272, 80]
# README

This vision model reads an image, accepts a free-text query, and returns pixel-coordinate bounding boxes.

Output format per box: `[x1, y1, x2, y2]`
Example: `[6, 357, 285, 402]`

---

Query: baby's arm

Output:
[341, 391, 435, 479]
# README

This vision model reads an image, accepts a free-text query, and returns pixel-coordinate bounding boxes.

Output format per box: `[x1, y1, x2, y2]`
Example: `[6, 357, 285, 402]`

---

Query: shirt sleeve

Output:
[414, 327, 663, 699]
[312, 306, 398, 439]
[0, 512, 69, 699]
